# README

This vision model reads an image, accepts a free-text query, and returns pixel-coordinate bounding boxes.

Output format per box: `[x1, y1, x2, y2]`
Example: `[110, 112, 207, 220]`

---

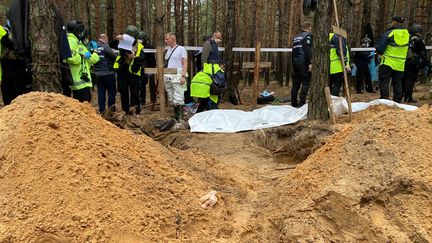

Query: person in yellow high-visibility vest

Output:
[0, 26, 8, 87]
[329, 32, 351, 96]
[65, 19, 100, 102]
[113, 25, 146, 115]
[376, 16, 410, 103]
[191, 63, 224, 112]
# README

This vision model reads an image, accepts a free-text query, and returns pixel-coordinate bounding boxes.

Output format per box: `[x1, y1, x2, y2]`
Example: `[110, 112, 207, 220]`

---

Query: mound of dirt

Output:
[0, 92, 230, 242]
[267, 105, 432, 242]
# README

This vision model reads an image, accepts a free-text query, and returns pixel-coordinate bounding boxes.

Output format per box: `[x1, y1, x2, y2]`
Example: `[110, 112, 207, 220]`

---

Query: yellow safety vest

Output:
[65, 33, 100, 91]
[329, 33, 350, 75]
[191, 63, 223, 103]
[113, 42, 144, 76]
[129, 42, 144, 76]
[381, 29, 410, 72]
[0, 26, 8, 83]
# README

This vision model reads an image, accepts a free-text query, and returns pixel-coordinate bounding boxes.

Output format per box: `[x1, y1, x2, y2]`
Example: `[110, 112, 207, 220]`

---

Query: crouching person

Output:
[191, 63, 226, 113]
[164, 32, 188, 121]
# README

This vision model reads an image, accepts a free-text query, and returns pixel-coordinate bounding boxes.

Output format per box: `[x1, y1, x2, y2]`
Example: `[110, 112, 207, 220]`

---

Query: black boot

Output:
[178, 105, 184, 121]
[173, 106, 180, 121]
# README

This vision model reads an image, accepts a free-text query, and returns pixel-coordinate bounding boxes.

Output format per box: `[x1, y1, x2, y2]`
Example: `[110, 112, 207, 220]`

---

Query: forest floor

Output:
[0, 80, 432, 242]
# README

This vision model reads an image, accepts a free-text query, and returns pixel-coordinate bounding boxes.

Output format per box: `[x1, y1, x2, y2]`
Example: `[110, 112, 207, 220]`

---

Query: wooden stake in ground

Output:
[332, 0, 352, 121]
[252, 41, 261, 109]
[324, 87, 336, 124]
[157, 46, 166, 117]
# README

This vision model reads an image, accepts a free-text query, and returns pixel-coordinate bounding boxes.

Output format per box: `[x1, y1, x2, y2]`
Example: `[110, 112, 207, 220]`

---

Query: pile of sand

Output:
[0, 92, 229, 242]
[266, 105, 432, 242]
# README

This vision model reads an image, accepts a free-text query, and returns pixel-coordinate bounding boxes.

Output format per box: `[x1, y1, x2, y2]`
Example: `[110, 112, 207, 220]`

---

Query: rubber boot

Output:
[178, 105, 184, 122]
[173, 106, 180, 121]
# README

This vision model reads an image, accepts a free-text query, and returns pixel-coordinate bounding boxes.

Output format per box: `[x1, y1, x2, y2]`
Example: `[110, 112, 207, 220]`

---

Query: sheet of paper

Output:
[118, 34, 134, 51]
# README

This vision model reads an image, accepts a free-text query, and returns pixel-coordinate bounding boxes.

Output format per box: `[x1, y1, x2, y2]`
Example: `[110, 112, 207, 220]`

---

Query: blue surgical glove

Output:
[84, 52, 91, 60]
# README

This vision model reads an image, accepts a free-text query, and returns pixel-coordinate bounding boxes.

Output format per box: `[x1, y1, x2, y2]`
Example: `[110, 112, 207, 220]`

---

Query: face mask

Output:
[214, 38, 221, 44]
[138, 39, 143, 44]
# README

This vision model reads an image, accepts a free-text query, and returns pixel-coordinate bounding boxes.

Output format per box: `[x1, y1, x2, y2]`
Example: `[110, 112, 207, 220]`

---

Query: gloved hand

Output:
[199, 190, 219, 209]
[345, 64, 352, 73]
[83, 52, 92, 60]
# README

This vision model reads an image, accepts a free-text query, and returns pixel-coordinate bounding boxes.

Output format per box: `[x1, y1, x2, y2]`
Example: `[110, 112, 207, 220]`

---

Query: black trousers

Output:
[117, 71, 140, 113]
[1, 78, 31, 105]
[196, 97, 218, 113]
[379, 64, 403, 103]
[356, 65, 373, 92]
[329, 72, 344, 96]
[291, 64, 311, 107]
[140, 74, 156, 105]
[72, 87, 91, 102]
[402, 62, 419, 101]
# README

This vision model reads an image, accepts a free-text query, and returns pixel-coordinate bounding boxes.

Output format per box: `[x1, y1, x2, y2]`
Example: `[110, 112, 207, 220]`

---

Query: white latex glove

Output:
[199, 190, 218, 209]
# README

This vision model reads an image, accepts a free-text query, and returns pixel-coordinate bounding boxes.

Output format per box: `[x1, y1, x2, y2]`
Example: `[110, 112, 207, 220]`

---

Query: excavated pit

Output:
[140, 118, 334, 168]
[251, 121, 334, 165]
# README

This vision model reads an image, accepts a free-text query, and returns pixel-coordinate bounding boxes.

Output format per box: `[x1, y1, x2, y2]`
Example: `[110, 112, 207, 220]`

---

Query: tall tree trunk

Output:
[107, 0, 114, 40]
[93, 0, 100, 36]
[225, 0, 238, 103]
[85, 0, 92, 38]
[174, 0, 182, 43]
[166, 0, 172, 32]
[141, 0, 150, 33]
[180, 0, 185, 44]
[188, 0, 194, 46]
[376, 0, 388, 36]
[427, 0, 432, 45]
[54, 0, 72, 21]
[155, 0, 165, 46]
[130, 0, 136, 26]
[308, 0, 333, 119]
[212, 0, 218, 31]
[29, 0, 62, 92]
[114, 0, 124, 35]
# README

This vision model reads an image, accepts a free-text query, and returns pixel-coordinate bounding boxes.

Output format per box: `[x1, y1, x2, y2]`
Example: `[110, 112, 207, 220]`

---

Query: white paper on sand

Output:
[188, 97, 418, 133]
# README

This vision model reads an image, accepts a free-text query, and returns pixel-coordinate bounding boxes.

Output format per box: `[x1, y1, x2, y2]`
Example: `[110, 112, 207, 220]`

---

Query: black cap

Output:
[392, 16, 405, 23]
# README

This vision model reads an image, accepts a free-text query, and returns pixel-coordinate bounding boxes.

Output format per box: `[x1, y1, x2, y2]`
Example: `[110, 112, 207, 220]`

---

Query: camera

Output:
[80, 72, 90, 82]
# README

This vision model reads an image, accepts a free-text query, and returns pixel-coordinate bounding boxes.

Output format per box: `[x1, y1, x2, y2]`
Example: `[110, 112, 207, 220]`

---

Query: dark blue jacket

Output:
[292, 31, 313, 66]
[376, 25, 405, 55]
[93, 41, 116, 77]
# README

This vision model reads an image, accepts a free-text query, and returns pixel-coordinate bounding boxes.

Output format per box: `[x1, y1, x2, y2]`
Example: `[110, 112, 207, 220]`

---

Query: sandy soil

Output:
[0, 81, 431, 242]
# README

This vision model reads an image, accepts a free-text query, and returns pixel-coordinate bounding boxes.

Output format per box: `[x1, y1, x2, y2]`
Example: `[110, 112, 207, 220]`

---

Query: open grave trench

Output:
[137, 117, 335, 167]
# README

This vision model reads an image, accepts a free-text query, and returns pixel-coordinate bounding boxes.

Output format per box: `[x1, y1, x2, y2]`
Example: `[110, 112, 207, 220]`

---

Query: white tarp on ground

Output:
[188, 97, 418, 133]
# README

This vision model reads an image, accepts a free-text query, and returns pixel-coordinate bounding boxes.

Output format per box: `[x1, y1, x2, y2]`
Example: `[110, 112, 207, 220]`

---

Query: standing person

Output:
[198, 31, 222, 110]
[402, 24, 429, 103]
[376, 16, 410, 103]
[1, 22, 32, 105]
[291, 21, 313, 107]
[353, 37, 375, 94]
[201, 31, 222, 66]
[329, 32, 351, 96]
[65, 19, 100, 102]
[114, 25, 145, 115]
[93, 33, 116, 113]
[137, 31, 156, 108]
[194, 35, 211, 72]
[164, 32, 188, 121]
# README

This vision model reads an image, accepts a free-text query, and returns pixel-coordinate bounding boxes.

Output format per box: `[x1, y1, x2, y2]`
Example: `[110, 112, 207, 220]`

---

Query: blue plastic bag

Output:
[351, 64, 357, 77]
[369, 58, 379, 82]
